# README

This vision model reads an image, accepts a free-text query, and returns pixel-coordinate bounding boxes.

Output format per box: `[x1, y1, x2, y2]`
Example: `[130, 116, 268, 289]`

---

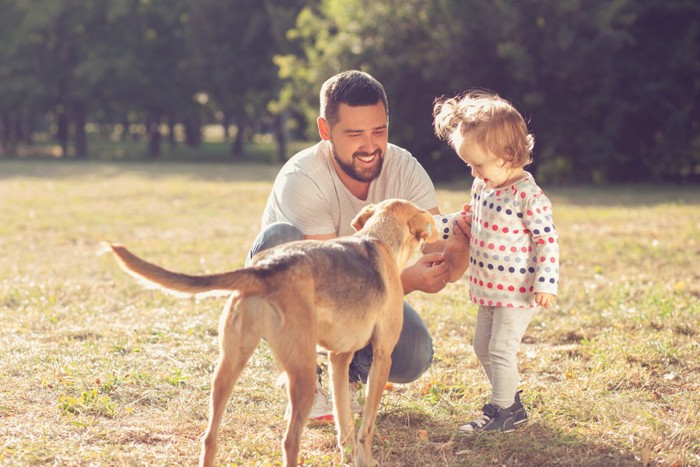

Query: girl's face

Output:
[454, 133, 524, 189]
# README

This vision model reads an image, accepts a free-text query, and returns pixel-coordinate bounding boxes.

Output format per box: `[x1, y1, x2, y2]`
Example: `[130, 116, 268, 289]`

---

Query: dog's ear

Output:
[408, 211, 438, 243]
[352, 204, 376, 231]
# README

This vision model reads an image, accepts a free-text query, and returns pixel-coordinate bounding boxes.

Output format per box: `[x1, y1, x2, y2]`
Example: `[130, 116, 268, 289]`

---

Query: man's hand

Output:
[401, 252, 451, 294]
[535, 293, 556, 308]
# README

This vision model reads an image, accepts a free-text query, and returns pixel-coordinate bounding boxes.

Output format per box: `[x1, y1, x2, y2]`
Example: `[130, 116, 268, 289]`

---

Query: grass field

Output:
[1, 160, 698, 466]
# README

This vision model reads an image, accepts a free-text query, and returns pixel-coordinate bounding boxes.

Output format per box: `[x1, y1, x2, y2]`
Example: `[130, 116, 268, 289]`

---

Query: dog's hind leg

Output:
[267, 307, 317, 466]
[328, 351, 356, 464]
[200, 294, 262, 467]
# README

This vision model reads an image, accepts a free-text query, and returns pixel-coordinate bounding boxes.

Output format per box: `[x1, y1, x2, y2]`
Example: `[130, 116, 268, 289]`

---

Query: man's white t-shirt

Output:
[261, 140, 438, 237]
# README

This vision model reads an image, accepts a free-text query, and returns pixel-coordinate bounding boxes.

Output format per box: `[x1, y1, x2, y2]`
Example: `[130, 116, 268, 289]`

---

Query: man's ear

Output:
[352, 204, 376, 232]
[408, 212, 438, 243]
[317, 117, 331, 141]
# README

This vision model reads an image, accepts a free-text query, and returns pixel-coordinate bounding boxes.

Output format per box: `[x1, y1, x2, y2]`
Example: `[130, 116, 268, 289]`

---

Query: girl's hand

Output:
[535, 293, 556, 308]
[443, 214, 471, 281]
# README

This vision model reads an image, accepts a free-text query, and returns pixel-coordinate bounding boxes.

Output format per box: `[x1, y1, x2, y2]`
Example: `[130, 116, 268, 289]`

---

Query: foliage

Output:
[189, 0, 281, 158]
[278, 0, 700, 183]
[0, 0, 699, 182]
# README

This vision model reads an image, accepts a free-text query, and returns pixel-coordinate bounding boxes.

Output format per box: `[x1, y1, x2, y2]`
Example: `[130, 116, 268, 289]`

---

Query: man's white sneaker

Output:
[283, 377, 334, 423]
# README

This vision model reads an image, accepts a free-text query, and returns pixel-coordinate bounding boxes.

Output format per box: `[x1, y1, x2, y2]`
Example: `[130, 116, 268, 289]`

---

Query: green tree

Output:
[8, 0, 86, 157]
[279, 0, 700, 182]
[113, 0, 196, 158]
[490, 0, 636, 182]
[277, 0, 504, 178]
[611, 0, 700, 181]
[189, 0, 280, 159]
[0, 0, 39, 154]
[263, 0, 309, 161]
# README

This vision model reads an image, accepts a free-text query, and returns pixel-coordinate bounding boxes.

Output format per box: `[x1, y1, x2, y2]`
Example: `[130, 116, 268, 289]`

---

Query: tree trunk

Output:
[273, 110, 288, 163]
[231, 110, 246, 159]
[167, 116, 177, 147]
[121, 119, 130, 142]
[0, 114, 15, 156]
[0, 114, 7, 155]
[221, 113, 230, 142]
[23, 113, 36, 145]
[147, 115, 161, 158]
[56, 109, 70, 158]
[73, 103, 87, 159]
[100, 123, 111, 142]
[14, 114, 26, 144]
[184, 111, 201, 147]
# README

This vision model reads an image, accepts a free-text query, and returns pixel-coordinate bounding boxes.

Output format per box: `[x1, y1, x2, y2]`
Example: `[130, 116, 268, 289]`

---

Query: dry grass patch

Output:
[1, 161, 698, 466]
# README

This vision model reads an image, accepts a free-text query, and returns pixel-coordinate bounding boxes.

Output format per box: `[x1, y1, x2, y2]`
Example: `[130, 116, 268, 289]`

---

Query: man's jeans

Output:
[247, 222, 434, 384]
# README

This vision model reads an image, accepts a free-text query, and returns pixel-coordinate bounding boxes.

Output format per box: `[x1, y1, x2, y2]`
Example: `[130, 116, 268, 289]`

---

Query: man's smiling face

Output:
[325, 102, 388, 183]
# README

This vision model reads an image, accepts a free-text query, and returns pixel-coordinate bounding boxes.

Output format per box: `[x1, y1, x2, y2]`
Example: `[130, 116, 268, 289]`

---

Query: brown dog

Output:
[107, 198, 437, 467]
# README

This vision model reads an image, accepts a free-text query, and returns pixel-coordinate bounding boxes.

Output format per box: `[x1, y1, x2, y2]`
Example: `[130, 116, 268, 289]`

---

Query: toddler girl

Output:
[433, 90, 559, 433]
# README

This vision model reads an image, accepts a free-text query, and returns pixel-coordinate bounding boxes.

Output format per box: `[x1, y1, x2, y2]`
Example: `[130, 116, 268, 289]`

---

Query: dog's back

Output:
[250, 236, 397, 352]
[252, 236, 388, 304]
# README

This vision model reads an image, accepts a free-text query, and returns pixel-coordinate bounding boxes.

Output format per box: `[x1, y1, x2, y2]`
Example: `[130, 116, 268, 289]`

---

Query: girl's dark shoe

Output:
[458, 403, 515, 434]
[509, 390, 529, 427]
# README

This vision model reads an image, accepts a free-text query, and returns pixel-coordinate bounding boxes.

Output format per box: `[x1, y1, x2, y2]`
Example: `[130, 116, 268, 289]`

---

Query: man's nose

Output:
[362, 133, 375, 152]
[361, 133, 378, 151]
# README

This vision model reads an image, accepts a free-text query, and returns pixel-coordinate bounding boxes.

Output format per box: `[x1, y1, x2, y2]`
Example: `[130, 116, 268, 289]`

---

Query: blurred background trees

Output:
[0, 0, 698, 183]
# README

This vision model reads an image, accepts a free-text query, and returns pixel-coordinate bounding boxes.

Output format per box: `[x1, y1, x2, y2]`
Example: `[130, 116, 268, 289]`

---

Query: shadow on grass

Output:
[372, 409, 641, 466]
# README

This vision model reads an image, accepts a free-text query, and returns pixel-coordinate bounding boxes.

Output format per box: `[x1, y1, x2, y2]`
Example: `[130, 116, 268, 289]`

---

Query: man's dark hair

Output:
[320, 70, 389, 126]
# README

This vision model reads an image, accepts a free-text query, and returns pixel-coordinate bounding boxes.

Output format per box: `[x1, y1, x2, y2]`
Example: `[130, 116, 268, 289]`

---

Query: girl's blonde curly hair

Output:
[433, 90, 534, 168]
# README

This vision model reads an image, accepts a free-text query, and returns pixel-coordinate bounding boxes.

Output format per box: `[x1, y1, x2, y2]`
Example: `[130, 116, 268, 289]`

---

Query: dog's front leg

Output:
[328, 351, 356, 464]
[282, 360, 317, 466]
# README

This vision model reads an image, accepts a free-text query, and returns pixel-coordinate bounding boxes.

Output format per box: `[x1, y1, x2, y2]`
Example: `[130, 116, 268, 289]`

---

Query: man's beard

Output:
[332, 148, 384, 183]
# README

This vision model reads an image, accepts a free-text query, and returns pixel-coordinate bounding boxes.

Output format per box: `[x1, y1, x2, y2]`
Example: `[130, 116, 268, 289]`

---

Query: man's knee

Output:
[392, 332, 433, 384]
[388, 304, 434, 383]
[247, 222, 303, 265]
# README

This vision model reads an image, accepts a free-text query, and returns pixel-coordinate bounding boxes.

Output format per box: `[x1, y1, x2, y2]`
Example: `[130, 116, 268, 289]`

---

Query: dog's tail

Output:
[106, 243, 267, 298]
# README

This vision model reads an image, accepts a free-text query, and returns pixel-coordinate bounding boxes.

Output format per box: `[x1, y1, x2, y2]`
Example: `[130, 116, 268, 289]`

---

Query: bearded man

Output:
[248, 70, 470, 422]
